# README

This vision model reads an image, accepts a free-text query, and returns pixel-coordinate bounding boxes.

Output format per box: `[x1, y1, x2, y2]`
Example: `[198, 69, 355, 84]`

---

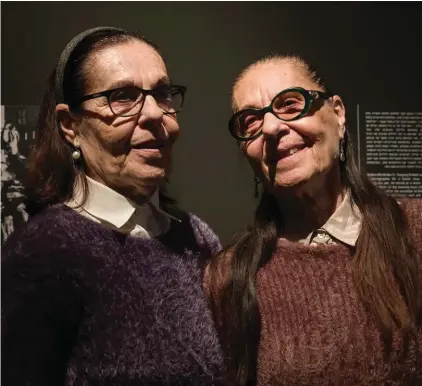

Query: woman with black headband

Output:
[2, 27, 224, 385]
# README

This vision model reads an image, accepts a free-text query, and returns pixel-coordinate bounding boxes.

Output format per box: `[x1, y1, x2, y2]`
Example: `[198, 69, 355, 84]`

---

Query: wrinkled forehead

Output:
[95, 40, 165, 66]
[233, 61, 316, 111]
[85, 41, 167, 90]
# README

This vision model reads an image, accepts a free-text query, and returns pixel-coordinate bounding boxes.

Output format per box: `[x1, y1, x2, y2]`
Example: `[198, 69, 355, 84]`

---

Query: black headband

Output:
[54, 26, 127, 104]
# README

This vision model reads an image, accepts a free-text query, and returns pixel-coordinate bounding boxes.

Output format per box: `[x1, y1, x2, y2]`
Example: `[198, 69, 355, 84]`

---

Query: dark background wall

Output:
[2, 2, 422, 243]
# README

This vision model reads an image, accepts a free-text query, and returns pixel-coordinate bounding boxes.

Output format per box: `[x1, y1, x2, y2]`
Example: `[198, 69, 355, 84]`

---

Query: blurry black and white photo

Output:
[1, 106, 38, 243]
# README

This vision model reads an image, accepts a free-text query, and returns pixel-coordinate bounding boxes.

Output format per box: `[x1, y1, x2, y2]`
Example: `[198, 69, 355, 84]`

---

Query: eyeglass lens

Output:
[233, 89, 307, 139]
[109, 86, 184, 117]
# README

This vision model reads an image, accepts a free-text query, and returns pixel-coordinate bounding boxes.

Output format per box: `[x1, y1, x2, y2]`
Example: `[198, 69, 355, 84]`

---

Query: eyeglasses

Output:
[229, 87, 333, 141]
[71, 85, 187, 117]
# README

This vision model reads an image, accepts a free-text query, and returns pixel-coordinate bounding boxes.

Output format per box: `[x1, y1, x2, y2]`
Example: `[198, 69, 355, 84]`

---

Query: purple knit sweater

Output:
[2, 204, 225, 385]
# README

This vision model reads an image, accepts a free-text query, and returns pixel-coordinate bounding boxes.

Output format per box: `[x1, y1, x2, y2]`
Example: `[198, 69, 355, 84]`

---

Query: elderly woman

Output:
[207, 55, 422, 385]
[2, 27, 224, 385]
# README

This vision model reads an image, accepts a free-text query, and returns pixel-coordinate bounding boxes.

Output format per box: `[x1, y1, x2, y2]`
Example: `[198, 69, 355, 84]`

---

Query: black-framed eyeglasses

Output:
[70, 85, 187, 117]
[229, 87, 333, 141]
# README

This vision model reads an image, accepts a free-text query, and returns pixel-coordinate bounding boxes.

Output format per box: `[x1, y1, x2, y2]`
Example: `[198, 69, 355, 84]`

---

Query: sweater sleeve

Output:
[1, 227, 83, 386]
[188, 213, 222, 257]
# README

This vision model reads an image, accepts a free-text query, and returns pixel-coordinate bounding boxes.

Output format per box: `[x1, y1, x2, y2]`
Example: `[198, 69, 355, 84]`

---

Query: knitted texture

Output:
[2, 204, 224, 385]
[255, 199, 422, 385]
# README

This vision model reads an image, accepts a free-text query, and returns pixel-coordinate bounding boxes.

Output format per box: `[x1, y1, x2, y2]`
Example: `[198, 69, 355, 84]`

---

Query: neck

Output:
[275, 166, 345, 240]
[85, 173, 157, 207]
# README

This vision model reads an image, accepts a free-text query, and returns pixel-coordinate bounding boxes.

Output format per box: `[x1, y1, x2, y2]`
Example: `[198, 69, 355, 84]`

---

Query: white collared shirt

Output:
[301, 193, 362, 247]
[65, 176, 179, 238]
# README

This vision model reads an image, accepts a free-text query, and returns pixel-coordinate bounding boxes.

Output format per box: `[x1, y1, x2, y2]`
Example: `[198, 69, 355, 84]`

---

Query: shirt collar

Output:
[315, 192, 362, 246]
[70, 176, 179, 228]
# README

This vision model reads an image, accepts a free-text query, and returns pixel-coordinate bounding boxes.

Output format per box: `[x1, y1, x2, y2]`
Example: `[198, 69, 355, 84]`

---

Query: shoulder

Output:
[399, 198, 422, 218]
[398, 198, 422, 252]
[1, 206, 89, 309]
[2, 204, 98, 263]
[26, 204, 87, 230]
[187, 213, 222, 256]
[399, 199, 422, 232]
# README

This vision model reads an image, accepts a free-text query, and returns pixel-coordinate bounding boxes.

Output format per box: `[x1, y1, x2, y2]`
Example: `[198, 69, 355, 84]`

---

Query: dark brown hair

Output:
[209, 54, 421, 385]
[25, 29, 167, 214]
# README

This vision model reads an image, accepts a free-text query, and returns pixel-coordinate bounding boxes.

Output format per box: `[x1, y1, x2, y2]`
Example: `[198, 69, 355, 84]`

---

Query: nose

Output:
[137, 95, 171, 141]
[137, 95, 164, 125]
[261, 112, 289, 139]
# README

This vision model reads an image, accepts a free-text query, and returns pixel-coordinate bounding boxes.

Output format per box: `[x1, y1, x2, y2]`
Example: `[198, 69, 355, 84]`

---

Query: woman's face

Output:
[63, 40, 180, 201]
[233, 61, 346, 197]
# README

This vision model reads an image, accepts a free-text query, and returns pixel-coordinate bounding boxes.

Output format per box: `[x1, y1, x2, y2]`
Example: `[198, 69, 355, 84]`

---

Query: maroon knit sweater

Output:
[213, 199, 422, 385]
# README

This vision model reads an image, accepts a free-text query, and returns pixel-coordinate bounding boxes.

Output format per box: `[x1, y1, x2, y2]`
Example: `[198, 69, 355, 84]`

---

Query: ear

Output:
[56, 103, 81, 147]
[331, 95, 346, 139]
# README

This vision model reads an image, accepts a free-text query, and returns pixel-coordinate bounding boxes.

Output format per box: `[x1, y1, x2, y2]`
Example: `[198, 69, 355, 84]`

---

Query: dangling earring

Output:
[254, 176, 260, 198]
[72, 147, 81, 161]
[339, 139, 346, 162]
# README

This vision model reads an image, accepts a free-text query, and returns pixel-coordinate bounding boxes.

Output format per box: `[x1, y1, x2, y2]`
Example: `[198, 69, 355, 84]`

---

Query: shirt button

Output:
[317, 232, 326, 239]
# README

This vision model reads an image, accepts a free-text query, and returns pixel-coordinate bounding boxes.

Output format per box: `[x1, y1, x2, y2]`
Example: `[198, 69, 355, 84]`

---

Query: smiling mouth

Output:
[285, 146, 302, 156]
[267, 144, 307, 163]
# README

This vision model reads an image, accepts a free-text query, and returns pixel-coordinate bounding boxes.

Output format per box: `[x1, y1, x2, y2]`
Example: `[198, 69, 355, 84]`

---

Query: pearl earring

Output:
[72, 148, 81, 161]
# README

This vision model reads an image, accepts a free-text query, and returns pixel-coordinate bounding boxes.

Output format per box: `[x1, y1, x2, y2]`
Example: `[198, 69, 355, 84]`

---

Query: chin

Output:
[139, 168, 166, 185]
[133, 173, 165, 199]
[268, 170, 312, 196]
[123, 165, 163, 192]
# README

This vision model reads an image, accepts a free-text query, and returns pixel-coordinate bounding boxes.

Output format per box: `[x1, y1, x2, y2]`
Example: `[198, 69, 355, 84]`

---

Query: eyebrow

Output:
[154, 76, 171, 87]
[241, 104, 261, 110]
[105, 76, 172, 91]
[234, 103, 262, 113]
[105, 79, 136, 90]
